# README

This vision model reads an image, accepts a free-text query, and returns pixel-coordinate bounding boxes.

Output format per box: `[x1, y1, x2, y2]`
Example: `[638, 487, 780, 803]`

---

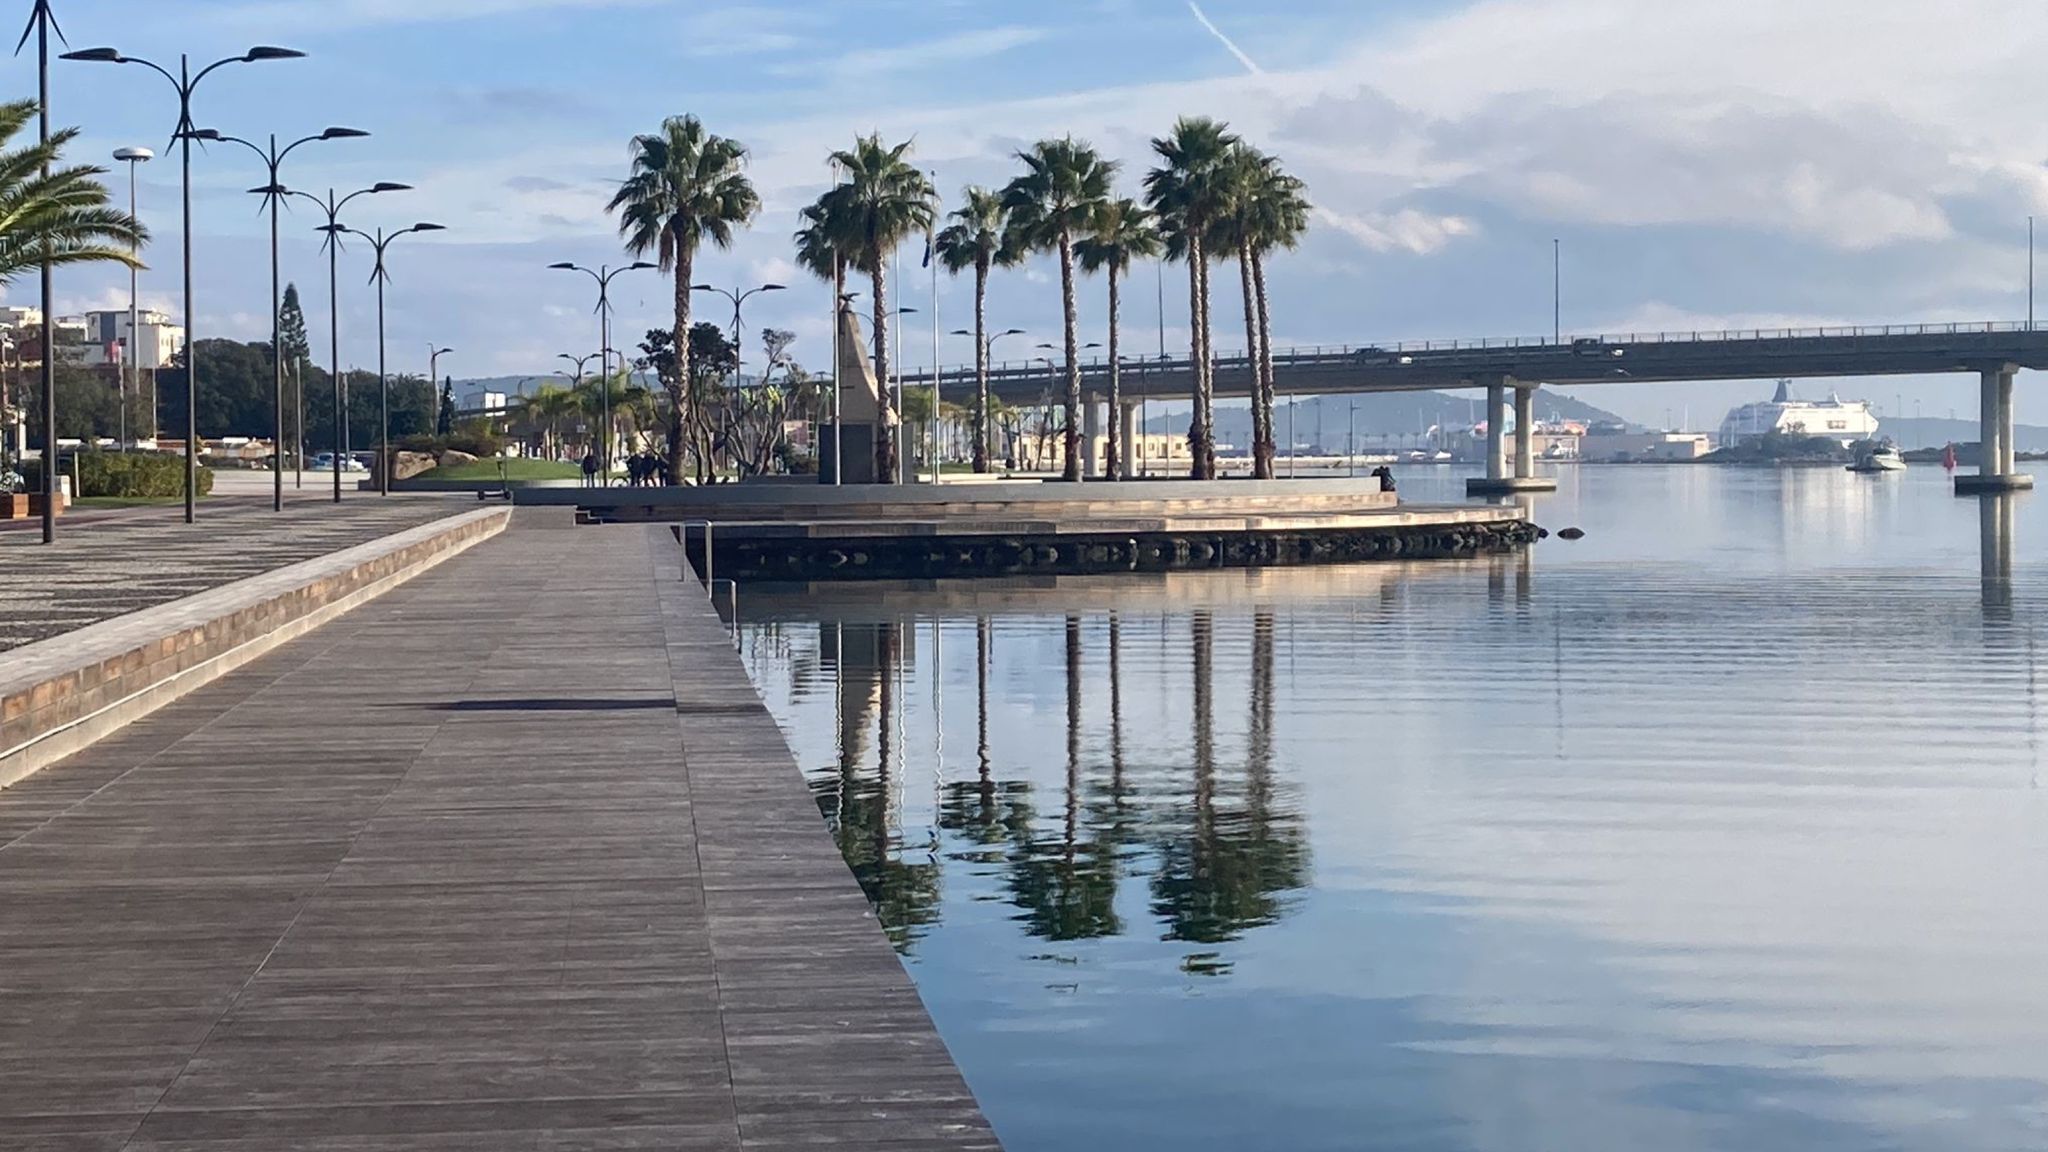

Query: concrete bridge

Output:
[903, 321, 2048, 495]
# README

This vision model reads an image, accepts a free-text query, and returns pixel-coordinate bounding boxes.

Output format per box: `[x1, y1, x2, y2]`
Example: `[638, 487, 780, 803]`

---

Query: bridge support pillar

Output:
[1082, 396, 1103, 479]
[1119, 402, 1137, 482]
[1468, 377, 1557, 495]
[1956, 363, 2033, 494]
[1513, 387, 1535, 479]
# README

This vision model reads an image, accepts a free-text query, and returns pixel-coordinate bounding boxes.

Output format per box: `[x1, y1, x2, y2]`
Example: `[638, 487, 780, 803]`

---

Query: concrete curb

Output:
[0, 507, 511, 790]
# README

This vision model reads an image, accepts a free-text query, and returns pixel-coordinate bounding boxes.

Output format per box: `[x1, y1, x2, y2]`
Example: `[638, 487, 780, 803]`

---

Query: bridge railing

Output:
[909, 320, 2040, 383]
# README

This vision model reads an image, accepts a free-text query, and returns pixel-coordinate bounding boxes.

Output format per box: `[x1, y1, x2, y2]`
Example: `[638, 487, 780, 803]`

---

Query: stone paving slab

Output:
[0, 497, 474, 652]
[0, 517, 1001, 1151]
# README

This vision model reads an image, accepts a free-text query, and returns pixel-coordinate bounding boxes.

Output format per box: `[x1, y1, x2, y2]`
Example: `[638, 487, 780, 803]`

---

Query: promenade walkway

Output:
[0, 513, 998, 1150]
[0, 497, 471, 652]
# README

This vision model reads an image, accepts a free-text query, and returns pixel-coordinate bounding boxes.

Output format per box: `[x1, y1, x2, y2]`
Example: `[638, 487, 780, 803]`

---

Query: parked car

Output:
[310, 453, 368, 473]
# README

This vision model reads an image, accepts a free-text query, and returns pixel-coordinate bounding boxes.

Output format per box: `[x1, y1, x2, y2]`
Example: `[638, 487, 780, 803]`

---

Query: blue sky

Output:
[22, 0, 2048, 425]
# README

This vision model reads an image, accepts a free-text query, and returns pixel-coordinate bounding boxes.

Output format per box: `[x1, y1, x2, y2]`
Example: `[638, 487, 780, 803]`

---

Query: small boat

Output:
[1847, 443, 1907, 473]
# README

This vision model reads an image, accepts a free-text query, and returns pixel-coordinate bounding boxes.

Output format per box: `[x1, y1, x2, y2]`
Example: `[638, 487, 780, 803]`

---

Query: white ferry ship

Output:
[1717, 380, 1880, 448]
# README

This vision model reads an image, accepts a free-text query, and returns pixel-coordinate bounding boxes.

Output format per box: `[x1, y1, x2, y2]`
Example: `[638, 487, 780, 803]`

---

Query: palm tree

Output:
[828, 134, 935, 484]
[1214, 147, 1276, 477]
[519, 382, 581, 459]
[934, 187, 1020, 474]
[0, 100, 146, 284]
[1076, 198, 1161, 481]
[1002, 138, 1116, 482]
[1245, 158, 1310, 477]
[1145, 117, 1238, 480]
[607, 115, 760, 481]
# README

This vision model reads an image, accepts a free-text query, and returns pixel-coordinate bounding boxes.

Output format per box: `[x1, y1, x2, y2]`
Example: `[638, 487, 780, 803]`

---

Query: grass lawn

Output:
[423, 458, 583, 482]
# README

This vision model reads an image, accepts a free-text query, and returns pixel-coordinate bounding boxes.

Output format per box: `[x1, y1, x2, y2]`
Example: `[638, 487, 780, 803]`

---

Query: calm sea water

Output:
[736, 464, 2048, 1152]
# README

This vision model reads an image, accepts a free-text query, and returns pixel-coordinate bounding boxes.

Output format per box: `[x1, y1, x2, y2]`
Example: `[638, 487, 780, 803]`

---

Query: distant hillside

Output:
[1866, 416, 2048, 453]
[1142, 390, 1627, 451]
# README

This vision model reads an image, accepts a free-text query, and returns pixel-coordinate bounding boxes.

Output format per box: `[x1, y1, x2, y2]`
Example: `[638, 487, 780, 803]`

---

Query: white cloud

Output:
[810, 26, 1048, 81]
[1315, 207, 1475, 256]
[207, 0, 666, 33]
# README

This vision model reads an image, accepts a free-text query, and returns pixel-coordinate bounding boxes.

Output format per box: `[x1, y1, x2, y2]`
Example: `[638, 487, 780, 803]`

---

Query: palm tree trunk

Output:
[972, 257, 990, 473]
[1239, 240, 1270, 479]
[1185, 251, 1207, 479]
[871, 256, 896, 484]
[1058, 228, 1081, 483]
[1252, 247, 1277, 481]
[1106, 262, 1123, 481]
[1194, 237, 1216, 480]
[670, 250, 694, 484]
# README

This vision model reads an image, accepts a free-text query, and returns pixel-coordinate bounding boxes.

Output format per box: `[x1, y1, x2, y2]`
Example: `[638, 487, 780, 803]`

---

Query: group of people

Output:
[578, 451, 674, 487]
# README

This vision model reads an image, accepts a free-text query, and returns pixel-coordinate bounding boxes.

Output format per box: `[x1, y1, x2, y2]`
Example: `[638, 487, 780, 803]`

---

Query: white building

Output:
[1718, 380, 1880, 448]
[1583, 430, 1715, 461]
[79, 309, 182, 371]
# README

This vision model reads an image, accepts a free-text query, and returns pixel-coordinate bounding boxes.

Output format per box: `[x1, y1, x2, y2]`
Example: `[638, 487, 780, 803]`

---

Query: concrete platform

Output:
[0, 516, 1000, 1150]
[520, 478, 1537, 581]
[1955, 473, 2037, 494]
[1465, 476, 1560, 495]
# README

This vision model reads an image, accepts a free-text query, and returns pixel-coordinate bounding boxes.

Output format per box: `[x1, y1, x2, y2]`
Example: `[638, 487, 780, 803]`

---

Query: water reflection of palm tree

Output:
[1002, 615, 1121, 940]
[1150, 610, 1309, 948]
[810, 621, 942, 952]
[938, 616, 1030, 858]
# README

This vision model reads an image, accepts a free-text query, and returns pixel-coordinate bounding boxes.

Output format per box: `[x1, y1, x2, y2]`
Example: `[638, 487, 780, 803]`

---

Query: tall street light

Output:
[63, 42, 307, 524]
[549, 261, 654, 480]
[336, 222, 445, 495]
[693, 282, 784, 476]
[557, 352, 599, 463]
[203, 126, 367, 511]
[429, 345, 452, 432]
[21, 0, 61, 542]
[113, 146, 152, 450]
[277, 182, 412, 501]
[952, 327, 1023, 474]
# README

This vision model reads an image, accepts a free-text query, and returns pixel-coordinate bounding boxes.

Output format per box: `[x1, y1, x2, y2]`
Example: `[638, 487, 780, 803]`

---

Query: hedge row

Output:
[20, 453, 215, 498]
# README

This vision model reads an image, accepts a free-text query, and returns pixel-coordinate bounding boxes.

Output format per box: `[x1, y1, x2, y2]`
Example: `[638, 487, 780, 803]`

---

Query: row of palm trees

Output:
[605, 114, 1308, 484]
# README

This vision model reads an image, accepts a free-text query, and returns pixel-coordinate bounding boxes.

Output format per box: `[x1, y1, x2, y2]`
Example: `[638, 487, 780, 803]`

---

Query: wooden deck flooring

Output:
[0, 515, 999, 1150]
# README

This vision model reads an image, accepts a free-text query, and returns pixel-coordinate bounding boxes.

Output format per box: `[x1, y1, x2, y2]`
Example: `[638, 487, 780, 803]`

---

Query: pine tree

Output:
[278, 283, 311, 365]
[437, 376, 455, 436]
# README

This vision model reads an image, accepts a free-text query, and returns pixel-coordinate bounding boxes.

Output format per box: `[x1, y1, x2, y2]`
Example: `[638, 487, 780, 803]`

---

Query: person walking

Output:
[580, 451, 599, 487]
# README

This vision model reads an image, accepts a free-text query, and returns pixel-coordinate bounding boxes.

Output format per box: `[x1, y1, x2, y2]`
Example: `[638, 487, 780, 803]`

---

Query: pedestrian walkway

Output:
[0, 496, 469, 652]
[0, 515, 999, 1150]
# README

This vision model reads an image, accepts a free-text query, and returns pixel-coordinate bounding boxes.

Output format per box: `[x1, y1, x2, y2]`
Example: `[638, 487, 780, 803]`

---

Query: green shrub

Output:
[23, 453, 213, 497]
[397, 427, 504, 458]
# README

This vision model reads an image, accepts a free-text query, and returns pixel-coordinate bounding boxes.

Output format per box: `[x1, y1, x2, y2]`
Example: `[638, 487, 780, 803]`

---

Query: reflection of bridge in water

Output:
[907, 322, 2048, 496]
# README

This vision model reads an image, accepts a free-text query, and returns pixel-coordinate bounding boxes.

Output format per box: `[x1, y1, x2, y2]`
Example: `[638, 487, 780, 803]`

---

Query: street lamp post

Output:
[429, 345, 452, 432]
[952, 326, 1023, 475]
[112, 147, 152, 451]
[64, 43, 307, 524]
[338, 223, 445, 495]
[204, 126, 368, 511]
[276, 183, 412, 501]
[549, 262, 654, 482]
[692, 281, 785, 475]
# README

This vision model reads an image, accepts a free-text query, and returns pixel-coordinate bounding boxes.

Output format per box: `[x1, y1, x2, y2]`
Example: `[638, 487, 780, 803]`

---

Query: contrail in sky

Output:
[1187, 1, 1262, 74]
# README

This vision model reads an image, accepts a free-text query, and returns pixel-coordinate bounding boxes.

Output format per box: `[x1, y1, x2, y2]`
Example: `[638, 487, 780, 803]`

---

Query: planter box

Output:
[0, 492, 65, 520]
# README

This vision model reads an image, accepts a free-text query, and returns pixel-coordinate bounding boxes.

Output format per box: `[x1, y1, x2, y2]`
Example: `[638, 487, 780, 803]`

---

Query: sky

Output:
[18, 0, 2048, 427]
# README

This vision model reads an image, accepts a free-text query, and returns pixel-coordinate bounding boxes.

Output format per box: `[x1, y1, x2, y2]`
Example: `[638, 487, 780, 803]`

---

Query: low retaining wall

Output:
[0, 507, 510, 789]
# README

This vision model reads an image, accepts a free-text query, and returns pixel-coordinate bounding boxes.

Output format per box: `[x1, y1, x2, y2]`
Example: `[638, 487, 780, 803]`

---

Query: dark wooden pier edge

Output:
[518, 477, 1539, 583]
[692, 518, 1539, 581]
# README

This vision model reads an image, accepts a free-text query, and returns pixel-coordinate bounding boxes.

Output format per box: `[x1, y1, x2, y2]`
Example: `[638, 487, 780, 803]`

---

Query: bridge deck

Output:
[0, 516, 997, 1150]
[906, 323, 2048, 403]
